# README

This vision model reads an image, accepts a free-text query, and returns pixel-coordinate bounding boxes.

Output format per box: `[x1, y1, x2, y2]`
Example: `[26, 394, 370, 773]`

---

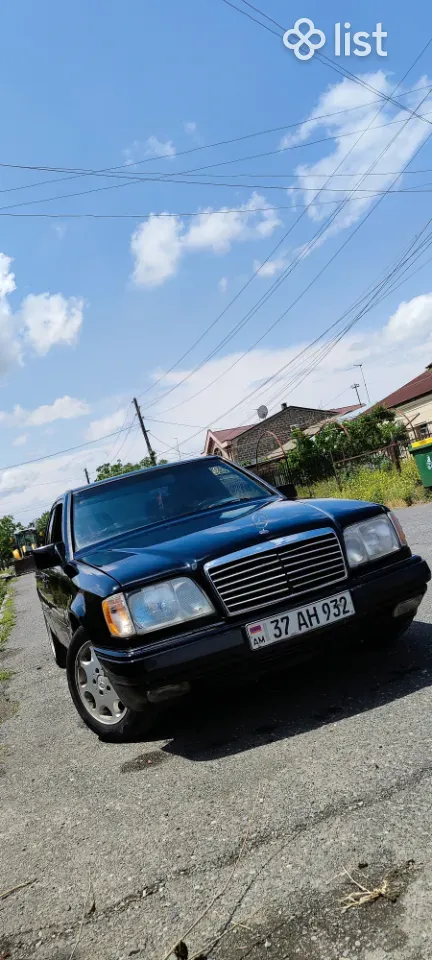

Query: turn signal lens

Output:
[102, 593, 135, 638]
[389, 512, 408, 546]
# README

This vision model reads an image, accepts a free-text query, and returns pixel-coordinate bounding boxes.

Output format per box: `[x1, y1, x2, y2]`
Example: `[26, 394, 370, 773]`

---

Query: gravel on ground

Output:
[1, 504, 432, 960]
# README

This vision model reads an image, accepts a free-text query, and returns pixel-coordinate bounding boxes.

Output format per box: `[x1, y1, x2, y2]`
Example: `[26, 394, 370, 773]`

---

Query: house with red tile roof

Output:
[378, 363, 432, 439]
[203, 402, 363, 463]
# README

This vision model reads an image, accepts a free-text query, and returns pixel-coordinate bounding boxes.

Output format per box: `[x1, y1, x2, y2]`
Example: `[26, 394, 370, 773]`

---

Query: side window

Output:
[46, 504, 63, 545]
[45, 508, 56, 545]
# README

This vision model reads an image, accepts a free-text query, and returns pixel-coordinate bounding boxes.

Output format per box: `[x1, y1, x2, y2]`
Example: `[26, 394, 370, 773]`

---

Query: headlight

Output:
[344, 514, 401, 568]
[127, 577, 214, 635]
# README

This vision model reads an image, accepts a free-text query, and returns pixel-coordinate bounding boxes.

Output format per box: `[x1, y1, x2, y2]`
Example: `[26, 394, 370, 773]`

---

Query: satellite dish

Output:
[257, 405, 268, 421]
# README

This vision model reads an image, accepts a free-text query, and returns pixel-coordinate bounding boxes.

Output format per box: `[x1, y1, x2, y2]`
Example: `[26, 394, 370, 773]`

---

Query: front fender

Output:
[69, 563, 122, 644]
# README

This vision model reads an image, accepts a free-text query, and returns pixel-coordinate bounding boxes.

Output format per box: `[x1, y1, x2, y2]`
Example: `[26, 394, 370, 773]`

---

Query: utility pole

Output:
[84, 468, 90, 485]
[132, 397, 156, 465]
[351, 383, 362, 406]
[354, 363, 371, 405]
[174, 438, 182, 461]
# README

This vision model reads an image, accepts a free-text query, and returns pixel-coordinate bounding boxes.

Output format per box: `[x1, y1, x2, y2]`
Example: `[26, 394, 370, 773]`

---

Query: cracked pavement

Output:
[1, 504, 432, 960]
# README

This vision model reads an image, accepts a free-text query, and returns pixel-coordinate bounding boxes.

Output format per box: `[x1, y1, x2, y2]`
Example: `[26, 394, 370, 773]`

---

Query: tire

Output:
[66, 628, 150, 742]
[43, 615, 67, 668]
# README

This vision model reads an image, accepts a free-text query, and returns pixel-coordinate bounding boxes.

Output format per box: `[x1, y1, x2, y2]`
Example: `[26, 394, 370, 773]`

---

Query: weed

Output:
[0, 590, 16, 652]
[298, 459, 426, 508]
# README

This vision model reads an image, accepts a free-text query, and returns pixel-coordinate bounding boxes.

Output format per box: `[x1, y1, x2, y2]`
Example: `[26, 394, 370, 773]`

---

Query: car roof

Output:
[67, 455, 222, 496]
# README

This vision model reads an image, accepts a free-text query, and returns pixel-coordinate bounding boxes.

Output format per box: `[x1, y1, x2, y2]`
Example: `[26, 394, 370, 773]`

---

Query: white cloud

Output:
[131, 193, 282, 288]
[0, 447, 112, 522]
[2, 291, 432, 520]
[0, 253, 16, 298]
[131, 216, 183, 287]
[0, 254, 21, 375]
[86, 408, 128, 442]
[27, 396, 90, 426]
[145, 135, 176, 159]
[52, 222, 68, 240]
[21, 293, 84, 356]
[280, 72, 432, 246]
[383, 294, 432, 343]
[0, 252, 85, 375]
[183, 121, 198, 136]
[138, 291, 432, 457]
[0, 396, 90, 428]
[253, 257, 287, 278]
[122, 140, 141, 166]
[12, 434, 28, 447]
[219, 276, 228, 293]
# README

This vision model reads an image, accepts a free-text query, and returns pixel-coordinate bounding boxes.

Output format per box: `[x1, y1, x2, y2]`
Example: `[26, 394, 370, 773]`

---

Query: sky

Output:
[2, 0, 432, 522]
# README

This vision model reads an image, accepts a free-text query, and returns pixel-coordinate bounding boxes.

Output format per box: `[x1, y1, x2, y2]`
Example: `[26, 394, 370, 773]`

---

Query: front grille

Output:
[207, 530, 347, 616]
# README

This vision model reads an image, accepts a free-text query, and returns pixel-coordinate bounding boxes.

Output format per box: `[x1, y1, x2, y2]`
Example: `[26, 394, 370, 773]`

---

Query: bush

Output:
[299, 458, 425, 507]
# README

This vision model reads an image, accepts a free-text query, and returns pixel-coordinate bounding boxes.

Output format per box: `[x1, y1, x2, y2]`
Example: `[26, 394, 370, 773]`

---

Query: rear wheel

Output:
[66, 628, 151, 742]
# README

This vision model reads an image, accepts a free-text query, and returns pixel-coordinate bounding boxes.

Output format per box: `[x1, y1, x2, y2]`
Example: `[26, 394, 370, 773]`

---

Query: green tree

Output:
[0, 515, 16, 569]
[95, 457, 167, 482]
[287, 407, 407, 482]
[314, 406, 406, 461]
[33, 510, 50, 542]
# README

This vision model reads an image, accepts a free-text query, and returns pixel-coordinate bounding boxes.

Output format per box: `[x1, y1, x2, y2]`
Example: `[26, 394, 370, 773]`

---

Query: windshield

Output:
[72, 460, 273, 550]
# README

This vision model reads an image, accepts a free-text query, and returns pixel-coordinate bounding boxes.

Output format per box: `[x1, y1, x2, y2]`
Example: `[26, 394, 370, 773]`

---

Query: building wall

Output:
[394, 395, 432, 437]
[233, 405, 335, 464]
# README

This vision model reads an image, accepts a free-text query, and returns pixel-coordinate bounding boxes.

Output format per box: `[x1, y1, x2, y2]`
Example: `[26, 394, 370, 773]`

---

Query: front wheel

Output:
[66, 628, 151, 742]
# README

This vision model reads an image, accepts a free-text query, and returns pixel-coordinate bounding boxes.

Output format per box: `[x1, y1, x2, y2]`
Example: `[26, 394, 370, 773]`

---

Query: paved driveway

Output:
[1, 505, 432, 960]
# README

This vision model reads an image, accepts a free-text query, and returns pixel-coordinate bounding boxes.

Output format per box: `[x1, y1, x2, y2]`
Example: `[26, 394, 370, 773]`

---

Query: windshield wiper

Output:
[202, 496, 263, 510]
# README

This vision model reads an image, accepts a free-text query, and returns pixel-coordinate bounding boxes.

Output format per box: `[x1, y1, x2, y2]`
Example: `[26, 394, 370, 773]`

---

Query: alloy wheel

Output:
[75, 640, 127, 726]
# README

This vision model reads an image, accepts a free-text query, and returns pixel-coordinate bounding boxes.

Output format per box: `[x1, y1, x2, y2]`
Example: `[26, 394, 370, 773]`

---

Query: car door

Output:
[39, 501, 71, 646]
[35, 504, 56, 625]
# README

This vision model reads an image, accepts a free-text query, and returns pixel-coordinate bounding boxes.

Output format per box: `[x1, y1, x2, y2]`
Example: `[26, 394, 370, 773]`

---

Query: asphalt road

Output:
[1, 505, 432, 960]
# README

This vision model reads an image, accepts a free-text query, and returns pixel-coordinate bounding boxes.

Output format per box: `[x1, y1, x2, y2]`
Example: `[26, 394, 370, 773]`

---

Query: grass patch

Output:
[0, 588, 16, 652]
[0, 585, 16, 723]
[298, 458, 429, 508]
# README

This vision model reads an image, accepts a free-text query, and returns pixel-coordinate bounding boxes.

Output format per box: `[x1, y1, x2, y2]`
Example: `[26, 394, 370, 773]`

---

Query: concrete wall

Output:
[233, 405, 335, 464]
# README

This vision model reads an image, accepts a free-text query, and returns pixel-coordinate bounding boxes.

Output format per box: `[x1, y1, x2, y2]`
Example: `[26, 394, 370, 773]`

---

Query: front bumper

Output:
[95, 555, 430, 711]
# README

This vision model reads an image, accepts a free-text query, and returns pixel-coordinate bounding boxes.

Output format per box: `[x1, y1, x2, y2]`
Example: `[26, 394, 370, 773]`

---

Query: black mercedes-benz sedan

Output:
[33, 456, 430, 741]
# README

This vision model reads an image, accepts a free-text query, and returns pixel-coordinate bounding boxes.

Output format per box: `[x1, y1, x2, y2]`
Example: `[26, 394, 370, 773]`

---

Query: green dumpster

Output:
[409, 438, 432, 488]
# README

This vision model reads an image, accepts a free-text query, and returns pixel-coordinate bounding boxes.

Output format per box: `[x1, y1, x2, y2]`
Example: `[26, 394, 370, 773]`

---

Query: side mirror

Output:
[33, 542, 64, 571]
[277, 483, 297, 500]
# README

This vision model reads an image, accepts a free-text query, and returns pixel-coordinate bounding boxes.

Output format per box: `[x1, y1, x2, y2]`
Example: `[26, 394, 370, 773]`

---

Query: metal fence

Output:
[245, 440, 413, 498]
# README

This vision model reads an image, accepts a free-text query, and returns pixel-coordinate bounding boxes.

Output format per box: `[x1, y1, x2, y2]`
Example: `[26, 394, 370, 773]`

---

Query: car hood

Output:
[76, 496, 380, 590]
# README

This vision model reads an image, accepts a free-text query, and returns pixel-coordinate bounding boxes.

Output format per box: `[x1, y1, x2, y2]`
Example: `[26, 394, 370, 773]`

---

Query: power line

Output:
[0, 423, 141, 475]
[0, 82, 428, 202]
[143, 83, 432, 416]
[107, 407, 136, 463]
[159, 204, 432, 454]
[243, 221, 432, 415]
[0, 188, 431, 221]
[243, 234, 432, 419]
[161, 167, 432, 180]
[130, 38, 432, 414]
[109, 418, 138, 464]
[221, 0, 432, 130]
[2, 111, 431, 187]
[1, 108, 432, 218]
[0, 475, 85, 494]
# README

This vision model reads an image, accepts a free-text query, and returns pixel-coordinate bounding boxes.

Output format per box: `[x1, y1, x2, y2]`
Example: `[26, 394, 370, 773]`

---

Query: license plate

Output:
[246, 591, 354, 650]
